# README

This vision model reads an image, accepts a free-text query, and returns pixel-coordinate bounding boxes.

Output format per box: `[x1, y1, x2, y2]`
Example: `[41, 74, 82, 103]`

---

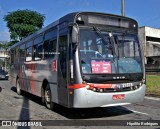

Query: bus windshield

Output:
[79, 29, 142, 74]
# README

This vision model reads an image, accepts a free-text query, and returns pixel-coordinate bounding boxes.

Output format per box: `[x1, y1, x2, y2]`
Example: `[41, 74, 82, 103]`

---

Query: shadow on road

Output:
[17, 97, 30, 129]
[11, 86, 43, 105]
[11, 86, 133, 120]
[11, 87, 31, 129]
[53, 105, 133, 119]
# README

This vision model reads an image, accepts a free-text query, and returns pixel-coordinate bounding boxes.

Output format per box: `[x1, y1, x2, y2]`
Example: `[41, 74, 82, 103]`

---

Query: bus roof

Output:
[8, 12, 137, 50]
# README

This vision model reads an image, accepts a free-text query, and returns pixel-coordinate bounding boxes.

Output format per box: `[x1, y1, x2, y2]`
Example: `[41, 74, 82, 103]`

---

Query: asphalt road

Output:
[0, 80, 160, 129]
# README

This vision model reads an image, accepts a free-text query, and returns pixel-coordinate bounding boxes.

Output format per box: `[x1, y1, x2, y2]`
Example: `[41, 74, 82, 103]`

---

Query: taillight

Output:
[52, 60, 57, 72]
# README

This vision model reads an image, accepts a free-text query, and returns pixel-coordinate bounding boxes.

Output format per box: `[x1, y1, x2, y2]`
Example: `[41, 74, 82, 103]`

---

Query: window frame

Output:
[25, 40, 33, 62]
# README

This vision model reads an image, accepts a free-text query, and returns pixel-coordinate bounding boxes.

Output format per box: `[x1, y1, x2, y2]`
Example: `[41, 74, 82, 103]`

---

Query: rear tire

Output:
[16, 78, 22, 95]
[44, 84, 55, 110]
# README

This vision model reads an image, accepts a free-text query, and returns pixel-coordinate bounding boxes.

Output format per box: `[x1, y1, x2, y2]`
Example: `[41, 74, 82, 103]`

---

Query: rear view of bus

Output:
[68, 12, 145, 108]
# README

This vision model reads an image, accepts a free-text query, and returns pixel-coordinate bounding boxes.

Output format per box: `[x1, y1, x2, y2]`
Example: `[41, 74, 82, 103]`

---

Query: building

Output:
[139, 26, 160, 66]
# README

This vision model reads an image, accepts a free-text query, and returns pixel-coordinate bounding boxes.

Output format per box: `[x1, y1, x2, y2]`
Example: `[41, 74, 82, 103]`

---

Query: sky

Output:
[0, 0, 160, 41]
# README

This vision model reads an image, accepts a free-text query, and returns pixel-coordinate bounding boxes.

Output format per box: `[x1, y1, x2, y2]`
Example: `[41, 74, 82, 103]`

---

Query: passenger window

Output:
[26, 47, 32, 62]
[44, 40, 49, 59]
[44, 29, 57, 59]
[33, 43, 43, 61]
[25, 40, 33, 62]
[44, 39, 57, 59]
[19, 44, 25, 62]
[14, 47, 19, 63]
[10, 49, 14, 64]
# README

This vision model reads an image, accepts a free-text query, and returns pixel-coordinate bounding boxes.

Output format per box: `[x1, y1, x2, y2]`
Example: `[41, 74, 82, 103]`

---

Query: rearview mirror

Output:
[72, 25, 79, 45]
[69, 23, 79, 45]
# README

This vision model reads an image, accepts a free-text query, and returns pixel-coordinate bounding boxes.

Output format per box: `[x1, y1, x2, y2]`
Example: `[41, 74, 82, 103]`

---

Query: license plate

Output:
[112, 94, 125, 100]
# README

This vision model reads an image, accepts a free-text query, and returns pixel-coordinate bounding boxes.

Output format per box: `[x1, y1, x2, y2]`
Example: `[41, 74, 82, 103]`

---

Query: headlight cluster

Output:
[85, 82, 143, 93]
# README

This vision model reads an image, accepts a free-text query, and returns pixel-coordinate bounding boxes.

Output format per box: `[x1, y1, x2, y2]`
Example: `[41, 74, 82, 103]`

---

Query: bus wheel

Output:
[44, 84, 54, 110]
[16, 78, 21, 95]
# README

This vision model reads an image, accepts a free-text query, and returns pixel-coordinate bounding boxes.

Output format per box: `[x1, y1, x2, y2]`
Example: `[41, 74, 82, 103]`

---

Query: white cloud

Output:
[0, 30, 10, 41]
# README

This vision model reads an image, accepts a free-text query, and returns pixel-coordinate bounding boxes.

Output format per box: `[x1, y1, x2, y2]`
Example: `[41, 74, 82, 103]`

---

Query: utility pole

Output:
[122, 0, 125, 16]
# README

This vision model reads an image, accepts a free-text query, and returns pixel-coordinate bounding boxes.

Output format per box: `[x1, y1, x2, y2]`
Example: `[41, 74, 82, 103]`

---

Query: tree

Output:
[0, 41, 8, 50]
[4, 9, 45, 41]
[0, 40, 18, 50]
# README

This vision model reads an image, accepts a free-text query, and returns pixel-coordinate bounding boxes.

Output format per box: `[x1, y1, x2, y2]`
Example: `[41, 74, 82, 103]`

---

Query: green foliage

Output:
[4, 9, 45, 41]
[146, 74, 160, 95]
[0, 41, 18, 50]
[0, 58, 5, 67]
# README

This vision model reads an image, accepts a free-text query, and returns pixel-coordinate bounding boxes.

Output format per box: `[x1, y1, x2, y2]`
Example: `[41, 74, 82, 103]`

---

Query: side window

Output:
[59, 34, 67, 79]
[34, 43, 43, 61]
[33, 35, 43, 61]
[44, 39, 57, 59]
[10, 49, 14, 64]
[14, 47, 19, 63]
[44, 29, 57, 59]
[44, 40, 50, 59]
[26, 47, 32, 62]
[19, 44, 25, 62]
[50, 39, 57, 53]
[25, 40, 33, 62]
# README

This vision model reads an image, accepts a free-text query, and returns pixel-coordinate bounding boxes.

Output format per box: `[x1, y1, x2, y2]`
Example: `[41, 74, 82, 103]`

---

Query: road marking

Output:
[145, 96, 160, 101]
[129, 109, 149, 116]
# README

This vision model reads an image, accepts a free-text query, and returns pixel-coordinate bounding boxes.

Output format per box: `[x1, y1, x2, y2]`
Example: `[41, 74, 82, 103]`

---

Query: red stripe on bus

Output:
[20, 66, 25, 90]
[68, 83, 112, 89]
[32, 63, 36, 94]
[68, 84, 86, 89]
[89, 84, 112, 89]
[27, 63, 36, 94]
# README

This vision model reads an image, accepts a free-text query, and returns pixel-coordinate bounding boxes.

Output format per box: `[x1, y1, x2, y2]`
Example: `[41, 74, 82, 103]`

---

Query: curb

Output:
[145, 94, 160, 98]
[145, 96, 160, 101]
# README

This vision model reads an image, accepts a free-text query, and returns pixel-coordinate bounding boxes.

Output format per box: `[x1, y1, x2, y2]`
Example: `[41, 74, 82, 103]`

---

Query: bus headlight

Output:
[93, 88, 97, 92]
[99, 89, 104, 93]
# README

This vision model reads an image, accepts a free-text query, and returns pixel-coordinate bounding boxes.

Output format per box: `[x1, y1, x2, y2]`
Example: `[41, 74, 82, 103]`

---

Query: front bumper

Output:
[72, 84, 146, 108]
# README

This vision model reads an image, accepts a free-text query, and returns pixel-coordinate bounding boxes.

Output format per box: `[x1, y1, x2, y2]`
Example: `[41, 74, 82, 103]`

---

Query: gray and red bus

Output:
[9, 12, 146, 110]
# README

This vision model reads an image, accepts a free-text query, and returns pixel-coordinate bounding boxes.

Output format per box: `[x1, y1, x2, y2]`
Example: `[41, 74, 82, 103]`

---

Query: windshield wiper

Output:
[93, 26, 113, 50]
[114, 36, 120, 59]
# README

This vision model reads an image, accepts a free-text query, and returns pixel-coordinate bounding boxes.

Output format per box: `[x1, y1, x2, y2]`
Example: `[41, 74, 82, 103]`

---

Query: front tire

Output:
[44, 84, 55, 110]
[16, 78, 22, 95]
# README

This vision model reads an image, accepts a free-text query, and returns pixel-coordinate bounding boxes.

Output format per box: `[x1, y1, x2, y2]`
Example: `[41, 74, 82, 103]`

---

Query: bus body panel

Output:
[10, 64, 20, 88]
[50, 83, 58, 103]
[9, 72, 17, 87]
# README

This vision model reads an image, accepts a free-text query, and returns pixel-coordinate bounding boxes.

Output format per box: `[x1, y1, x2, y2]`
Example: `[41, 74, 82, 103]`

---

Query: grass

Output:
[146, 74, 160, 95]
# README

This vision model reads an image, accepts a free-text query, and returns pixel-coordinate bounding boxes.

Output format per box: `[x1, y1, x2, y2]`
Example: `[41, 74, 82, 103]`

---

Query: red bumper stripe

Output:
[68, 84, 86, 89]
[68, 84, 113, 89]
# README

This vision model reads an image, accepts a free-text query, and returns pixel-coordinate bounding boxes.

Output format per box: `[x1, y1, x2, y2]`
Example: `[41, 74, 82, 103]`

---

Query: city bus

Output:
[9, 12, 146, 110]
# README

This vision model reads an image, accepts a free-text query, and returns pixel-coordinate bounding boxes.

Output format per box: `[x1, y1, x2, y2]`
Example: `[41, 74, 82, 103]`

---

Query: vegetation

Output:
[1, 9, 45, 50]
[0, 58, 5, 67]
[146, 74, 160, 95]
[0, 41, 18, 50]
[3, 9, 45, 41]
